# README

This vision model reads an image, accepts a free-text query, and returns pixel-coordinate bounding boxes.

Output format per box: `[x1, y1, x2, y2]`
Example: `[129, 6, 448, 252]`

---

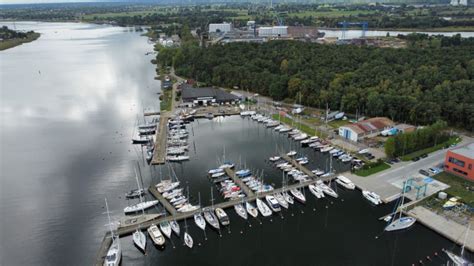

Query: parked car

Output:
[419, 169, 430, 176]
[428, 167, 441, 175]
[420, 153, 428, 158]
[412, 157, 420, 162]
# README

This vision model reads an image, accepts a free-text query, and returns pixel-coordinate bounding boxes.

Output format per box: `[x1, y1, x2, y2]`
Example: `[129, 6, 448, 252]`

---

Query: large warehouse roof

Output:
[181, 86, 239, 102]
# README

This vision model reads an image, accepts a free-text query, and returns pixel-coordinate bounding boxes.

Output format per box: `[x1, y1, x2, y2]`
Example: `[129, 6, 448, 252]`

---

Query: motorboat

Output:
[265, 195, 281, 212]
[362, 190, 382, 205]
[234, 203, 248, 220]
[160, 221, 172, 239]
[215, 208, 230, 226]
[156, 181, 180, 193]
[235, 169, 251, 177]
[148, 224, 165, 246]
[318, 183, 338, 198]
[320, 146, 333, 153]
[132, 137, 152, 145]
[219, 162, 235, 169]
[443, 197, 460, 209]
[329, 149, 340, 154]
[125, 188, 146, 199]
[308, 184, 324, 199]
[166, 155, 190, 162]
[208, 168, 224, 174]
[274, 193, 289, 209]
[269, 156, 281, 162]
[385, 217, 416, 232]
[170, 220, 180, 236]
[290, 189, 306, 204]
[294, 133, 308, 141]
[203, 209, 220, 229]
[124, 200, 159, 214]
[279, 127, 291, 133]
[184, 232, 193, 249]
[336, 175, 355, 190]
[287, 151, 297, 156]
[283, 191, 294, 204]
[104, 236, 121, 266]
[211, 172, 226, 178]
[311, 169, 325, 176]
[256, 198, 272, 217]
[246, 202, 259, 218]
[194, 212, 206, 230]
[132, 229, 146, 253]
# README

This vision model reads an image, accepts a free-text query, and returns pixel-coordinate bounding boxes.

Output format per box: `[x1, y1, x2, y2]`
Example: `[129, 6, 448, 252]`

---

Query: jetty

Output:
[151, 113, 169, 165]
[223, 168, 255, 197]
[281, 154, 317, 178]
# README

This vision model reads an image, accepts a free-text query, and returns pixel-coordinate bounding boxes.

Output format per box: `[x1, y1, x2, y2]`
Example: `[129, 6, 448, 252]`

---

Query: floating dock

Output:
[224, 168, 255, 197]
[281, 154, 317, 178]
[151, 113, 169, 165]
[148, 185, 177, 215]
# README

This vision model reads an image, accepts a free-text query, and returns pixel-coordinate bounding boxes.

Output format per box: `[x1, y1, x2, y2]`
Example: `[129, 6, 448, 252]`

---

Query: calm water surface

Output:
[0, 22, 467, 266]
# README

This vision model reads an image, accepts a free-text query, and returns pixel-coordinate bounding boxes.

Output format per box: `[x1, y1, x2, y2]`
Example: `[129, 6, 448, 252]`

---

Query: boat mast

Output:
[461, 223, 470, 258]
[104, 198, 114, 238]
[134, 167, 145, 216]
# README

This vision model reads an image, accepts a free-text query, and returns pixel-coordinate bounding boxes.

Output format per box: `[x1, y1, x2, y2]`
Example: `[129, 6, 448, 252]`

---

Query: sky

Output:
[0, 0, 103, 4]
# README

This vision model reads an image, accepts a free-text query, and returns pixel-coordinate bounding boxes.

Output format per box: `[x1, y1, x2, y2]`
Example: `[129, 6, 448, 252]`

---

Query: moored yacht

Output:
[148, 224, 165, 246]
[184, 232, 193, 249]
[274, 193, 289, 209]
[194, 212, 206, 231]
[317, 181, 338, 198]
[362, 190, 382, 205]
[215, 208, 230, 226]
[265, 195, 281, 212]
[234, 203, 248, 220]
[132, 229, 146, 253]
[256, 198, 272, 217]
[124, 200, 159, 214]
[246, 201, 259, 218]
[170, 220, 180, 236]
[336, 175, 355, 190]
[203, 208, 220, 229]
[160, 221, 172, 239]
[308, 184, 324, 199]
[290, 188, 306, 204]
[283, 191, 294, 204]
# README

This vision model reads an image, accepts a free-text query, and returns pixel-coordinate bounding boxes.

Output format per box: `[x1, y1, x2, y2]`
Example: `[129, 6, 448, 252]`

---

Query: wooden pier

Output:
[148, 185, 177, 215]
[223, 168, 255, 197]
[151, 113, 169, 165]
[95, 175, 335, 265]
[281, 154, 317, 178]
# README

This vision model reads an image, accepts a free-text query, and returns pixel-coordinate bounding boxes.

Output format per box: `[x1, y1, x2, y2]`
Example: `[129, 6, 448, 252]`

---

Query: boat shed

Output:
[181, 86, 240, 106]
[338, 117, 394, 142]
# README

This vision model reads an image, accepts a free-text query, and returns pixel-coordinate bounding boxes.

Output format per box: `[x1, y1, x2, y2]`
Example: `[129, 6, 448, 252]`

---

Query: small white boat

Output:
[308, 184, 324, 199]
[269, 156, 281, 162]
[287, 151, 297, 156]
[148, 224, 165, 246]
[265, 195, 281, 212]
[160, 221, 172, 239]
[132, 229, 146, 253]
[215, 208, 230, 226]
[385, 216, 416, 232]
[256, 198, 272, 217]
[358, 148, 369, 154]
[362, 190, 382, 205]
[211, 172, 226, 178]
[194, 212, 206, 231]
[124, 200, 159, 214]
[104, 236, 121, 266]
[208, 168, 224, 174]
[170, 220, 180, 236]
[184, 232, 193, 248]
[336, 175, 355, 190]
[320, 146, 333, 153]
[318, 183, 338, 198]
[274, 193, 289, 209]
[166, 155, 190, 162]
[234, 203, 248, 220]
[246, 202, 259, 218]
[443, 197, 460, 209]
[290, 189, 306, 204]
[283, 191, 294, 204]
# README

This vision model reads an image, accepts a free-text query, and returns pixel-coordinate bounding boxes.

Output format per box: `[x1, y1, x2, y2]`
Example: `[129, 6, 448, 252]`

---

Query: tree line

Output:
[158, 34, 474, 131]
[384, 121, 450, 158]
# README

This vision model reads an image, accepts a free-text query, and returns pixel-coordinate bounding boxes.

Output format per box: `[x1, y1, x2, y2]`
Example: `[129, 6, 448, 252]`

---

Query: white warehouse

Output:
[209, 23, 233, 33]
[258, 26, 288, 37]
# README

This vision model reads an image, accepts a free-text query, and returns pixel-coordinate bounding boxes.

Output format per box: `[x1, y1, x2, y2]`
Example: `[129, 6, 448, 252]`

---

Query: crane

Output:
[337, 21, 368, 39]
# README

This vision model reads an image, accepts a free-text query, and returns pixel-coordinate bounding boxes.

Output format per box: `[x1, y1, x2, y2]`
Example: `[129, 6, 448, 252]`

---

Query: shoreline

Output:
[0, 32, 40, 51]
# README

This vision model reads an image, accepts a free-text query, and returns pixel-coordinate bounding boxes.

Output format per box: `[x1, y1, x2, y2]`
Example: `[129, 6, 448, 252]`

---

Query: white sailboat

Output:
[183, 218, 193, 249]
[148, 224, 165, 246]
[318, 182, 338, 198]
[245, 201, 259, 218]
[103, 198, 121, 266]
[124, 200, 159, 214]
[194, 192, 206, 230]
[385, 182, 416, 232]
[132, 167, 146, 254]
[256, 198, 272, 217]
[290, 188, 306, 204]
[336, 175, 355, 190]
[283, 191, 294, 204]
[444, 223, 472, 266]
[234, 203, 248, 220]
[308, 184, 324, 199]
[203, 208, 220, 230]
[170, 220, 180, 236]
[274, 192, 289, 209]
[160, 221, 172, 239]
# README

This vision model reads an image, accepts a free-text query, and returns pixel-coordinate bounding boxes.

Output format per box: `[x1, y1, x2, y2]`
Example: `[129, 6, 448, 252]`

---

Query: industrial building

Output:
[338, 117, 394, 142]
[258, 26, 288, 37]
[180, 85, 240, 106]
[209, 23, 233, 33]
[450, 0, 468, 6]
[444, 143, 474, 181]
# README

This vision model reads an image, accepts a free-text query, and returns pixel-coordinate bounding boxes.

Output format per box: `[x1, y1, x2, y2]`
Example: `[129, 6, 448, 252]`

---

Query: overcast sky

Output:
[0, 0, 99, 4]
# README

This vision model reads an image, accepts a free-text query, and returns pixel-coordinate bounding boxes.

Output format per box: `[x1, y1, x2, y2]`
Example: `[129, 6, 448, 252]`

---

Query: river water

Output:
[0, 21, 468, 265]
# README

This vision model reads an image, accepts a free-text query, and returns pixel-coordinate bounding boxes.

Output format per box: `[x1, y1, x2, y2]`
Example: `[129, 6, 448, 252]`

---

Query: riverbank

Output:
[0, 32, 40, 51]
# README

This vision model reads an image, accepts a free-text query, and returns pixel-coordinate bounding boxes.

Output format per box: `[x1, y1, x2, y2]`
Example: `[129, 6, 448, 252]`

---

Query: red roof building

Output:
[444, 143, 474, 181]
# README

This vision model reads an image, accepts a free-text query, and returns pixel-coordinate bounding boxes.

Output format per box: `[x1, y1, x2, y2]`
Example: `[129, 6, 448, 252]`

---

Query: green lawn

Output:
[328, 119, 349, 129]
[354, 162, 391, 177]
[0, 32, 40, 51]
[272, 114, 326, 138]
[287, 9, 378, 18]
[160, 89, 173, 112]
[401, 137, 462, 161]
[432, 172, 474, 206]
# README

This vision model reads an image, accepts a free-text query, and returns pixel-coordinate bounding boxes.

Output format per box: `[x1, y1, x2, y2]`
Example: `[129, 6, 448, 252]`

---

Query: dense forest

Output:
[158, 34, 474, 130]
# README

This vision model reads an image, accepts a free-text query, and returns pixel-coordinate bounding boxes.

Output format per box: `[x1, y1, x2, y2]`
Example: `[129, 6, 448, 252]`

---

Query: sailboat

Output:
[234, 203, 248, 220]
[283, 191, 294, 204]
[160, 221, 172, 238]
[444, 223, 472, 266]
[124, 200, 159, 214]
[183, 219, 193, 249]
[194, 192, 206, 230]
[245, 201, 259, 218]
[274, 192, 289, 209]
[290, 188, 306, 204]
[203, 208, 220, 230]
[131, 167, 146, 254]
[170, 220, 180, 236]
[318, 182, 338, 198]
[308, 184, 324, 199]
[256, 198, 272, 217]
[103, 198, 121, 266]
[148, 224, 165, 247]
[385, 181, 416, 232]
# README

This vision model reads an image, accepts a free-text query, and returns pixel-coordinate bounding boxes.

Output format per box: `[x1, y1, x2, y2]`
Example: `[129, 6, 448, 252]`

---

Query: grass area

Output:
[272, 114, 327, 138]
[287, 9, 378, 18]
[82, 9, 171, 20]
[432, 172, 474, 206]
[354, 161, 391, 177]
[328, 119, 349, 129]
[160, 89, 173, 112]
[401, 136, 462, 161]
[0, 32, 40, 51]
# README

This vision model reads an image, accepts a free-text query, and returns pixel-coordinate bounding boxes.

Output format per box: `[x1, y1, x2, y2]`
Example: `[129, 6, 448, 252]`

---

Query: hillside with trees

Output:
[158, 34, 474, 131]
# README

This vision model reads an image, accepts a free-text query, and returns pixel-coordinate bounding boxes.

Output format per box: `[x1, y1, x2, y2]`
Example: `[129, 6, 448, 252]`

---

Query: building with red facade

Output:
[444, 143, 474, 181]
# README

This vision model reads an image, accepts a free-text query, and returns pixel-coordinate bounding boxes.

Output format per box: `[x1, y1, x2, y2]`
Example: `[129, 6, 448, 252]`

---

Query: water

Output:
[320, 29, 474, 39]
[0, 22, 466, 266]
